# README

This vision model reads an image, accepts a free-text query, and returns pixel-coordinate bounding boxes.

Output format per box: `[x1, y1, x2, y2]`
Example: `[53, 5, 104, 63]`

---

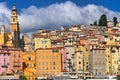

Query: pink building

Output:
[0, 46, 23, 75]
[0, 49, 10, 74]
[61, 48, 67, 71]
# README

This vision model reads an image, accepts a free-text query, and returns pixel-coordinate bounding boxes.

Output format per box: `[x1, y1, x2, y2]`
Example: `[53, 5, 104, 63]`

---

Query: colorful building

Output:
[32, 33, 51, 50]
[35, 47, 63, 77]
[22, 51, 36, 80]
[0, 45, 22, 75]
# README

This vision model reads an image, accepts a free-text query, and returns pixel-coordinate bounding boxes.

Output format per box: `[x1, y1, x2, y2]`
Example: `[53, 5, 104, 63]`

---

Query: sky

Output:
[0, 0, 120, 34]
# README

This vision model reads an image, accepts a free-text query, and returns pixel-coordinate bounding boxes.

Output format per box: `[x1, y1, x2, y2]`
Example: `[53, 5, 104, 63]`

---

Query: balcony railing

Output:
[13, 64, 20, 67]
[1, 65, 7, 68]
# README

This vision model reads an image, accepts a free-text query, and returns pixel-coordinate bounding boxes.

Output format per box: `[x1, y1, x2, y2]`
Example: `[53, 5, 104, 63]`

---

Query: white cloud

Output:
[0, 2, 10, 31]
[19, 1, 120, 33]
[0, 1, 120, 33]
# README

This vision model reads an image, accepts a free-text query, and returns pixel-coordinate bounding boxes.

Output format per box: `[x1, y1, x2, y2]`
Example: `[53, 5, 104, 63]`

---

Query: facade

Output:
[89, 48, 106, 77]
[75, 51, 83, 78]
[0, 48, 11, 75]
[22, 51, 36, 80]
[33, 33, 51, 50]
[21, 34, 32, 51]
[9, 48, 23, 75]
[35, 47, 63, 77]
[65, 45, 75, 72]
[0, 45, 22, 75]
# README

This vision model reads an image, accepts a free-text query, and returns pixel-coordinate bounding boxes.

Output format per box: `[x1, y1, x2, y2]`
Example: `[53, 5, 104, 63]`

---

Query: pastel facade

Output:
[89, 48, 106, 77]
[22, 51, 36, 80]
[9, 48, 23, 75]
[0, 46, 22, 75]
[35, 47, 63, 77]
[65, 45, 75, 72]
[0, 49, 10, 74]
[106, 45, 120, 75]
[33, 33, 51, 50]
[75, 51, 83, 78]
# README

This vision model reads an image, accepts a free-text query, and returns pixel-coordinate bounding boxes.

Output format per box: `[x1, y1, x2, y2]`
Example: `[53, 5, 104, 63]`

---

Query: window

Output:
[52, 50, 59, 52]
[18, 54, 20, 58]
[4, 54, 6, 56]
[29, 64, 32, 67]
[14, 54, 16, 58]
[53, 62, 55, 65]
[79, 61, 81, 64]
[28, 57, 31, 61]
[13, 18, 15, 22]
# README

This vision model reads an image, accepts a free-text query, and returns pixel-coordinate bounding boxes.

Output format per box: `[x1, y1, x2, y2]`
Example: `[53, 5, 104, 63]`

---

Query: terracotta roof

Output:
[35, 46, 64, 52]
[32, 33, 50, 38]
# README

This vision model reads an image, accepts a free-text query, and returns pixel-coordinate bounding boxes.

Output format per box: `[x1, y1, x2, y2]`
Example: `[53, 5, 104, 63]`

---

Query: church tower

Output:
[10, 5, 20, 48]
[0, 25, 5, 44]
[1, 24, 5, 34]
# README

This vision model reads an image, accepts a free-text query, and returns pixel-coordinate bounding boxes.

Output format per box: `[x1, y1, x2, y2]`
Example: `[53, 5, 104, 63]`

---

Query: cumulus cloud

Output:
[0, 2, 10, 31]
[19, 1, 120, 33]
[0, 1, 120, 33]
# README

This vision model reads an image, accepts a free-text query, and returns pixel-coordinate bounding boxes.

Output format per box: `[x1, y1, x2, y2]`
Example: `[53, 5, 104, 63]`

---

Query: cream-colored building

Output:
[32, 33, 51, 50]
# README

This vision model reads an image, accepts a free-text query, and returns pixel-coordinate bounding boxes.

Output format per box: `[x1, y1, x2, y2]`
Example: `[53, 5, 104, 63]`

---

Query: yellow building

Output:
[35, 47, 62, 77]
[106, 45, 120, 75]
[74, 44, 89, 78]
[33, 33, 51, 50]
[22, 51, 36, 80]
[0, 5, 20, 48]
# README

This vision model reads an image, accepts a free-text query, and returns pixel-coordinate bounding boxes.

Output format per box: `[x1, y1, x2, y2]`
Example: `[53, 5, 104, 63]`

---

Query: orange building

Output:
[9, 47, 23, 75]
[22, 51, 36, 80]
[35, 47, 63, 77]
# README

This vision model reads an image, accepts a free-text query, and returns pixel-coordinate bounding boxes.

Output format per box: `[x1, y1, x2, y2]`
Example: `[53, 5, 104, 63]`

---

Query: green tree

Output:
[99, 14, 107, 26]
[93, 21, 97, 26]
[113, 17, 118, 26]
[19, 75, 27, 80]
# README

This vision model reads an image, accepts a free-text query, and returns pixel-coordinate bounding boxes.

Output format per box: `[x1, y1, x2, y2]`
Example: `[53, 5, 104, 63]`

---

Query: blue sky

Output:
[0, 0, 120, 34]
[3, 0, 120, 12]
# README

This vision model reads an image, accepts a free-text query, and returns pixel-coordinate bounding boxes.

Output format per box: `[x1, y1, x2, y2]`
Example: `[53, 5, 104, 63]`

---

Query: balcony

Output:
[1, 65, 7, 68]
[13, 64, 20, 67]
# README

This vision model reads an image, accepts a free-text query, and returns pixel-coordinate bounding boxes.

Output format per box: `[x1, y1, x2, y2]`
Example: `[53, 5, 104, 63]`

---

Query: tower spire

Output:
[12, 4, 16, 11]
[10, 4, 19, 32]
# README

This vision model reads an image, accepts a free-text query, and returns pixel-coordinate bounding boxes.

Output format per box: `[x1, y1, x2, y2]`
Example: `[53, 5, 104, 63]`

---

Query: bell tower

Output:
[10, 5, 19, 32]
[10, 5, 20, 48]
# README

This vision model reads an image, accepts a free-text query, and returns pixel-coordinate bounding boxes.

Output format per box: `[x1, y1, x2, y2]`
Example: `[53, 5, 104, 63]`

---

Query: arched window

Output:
[28, 56, 32, 61]
[13, 18, 15, 22]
